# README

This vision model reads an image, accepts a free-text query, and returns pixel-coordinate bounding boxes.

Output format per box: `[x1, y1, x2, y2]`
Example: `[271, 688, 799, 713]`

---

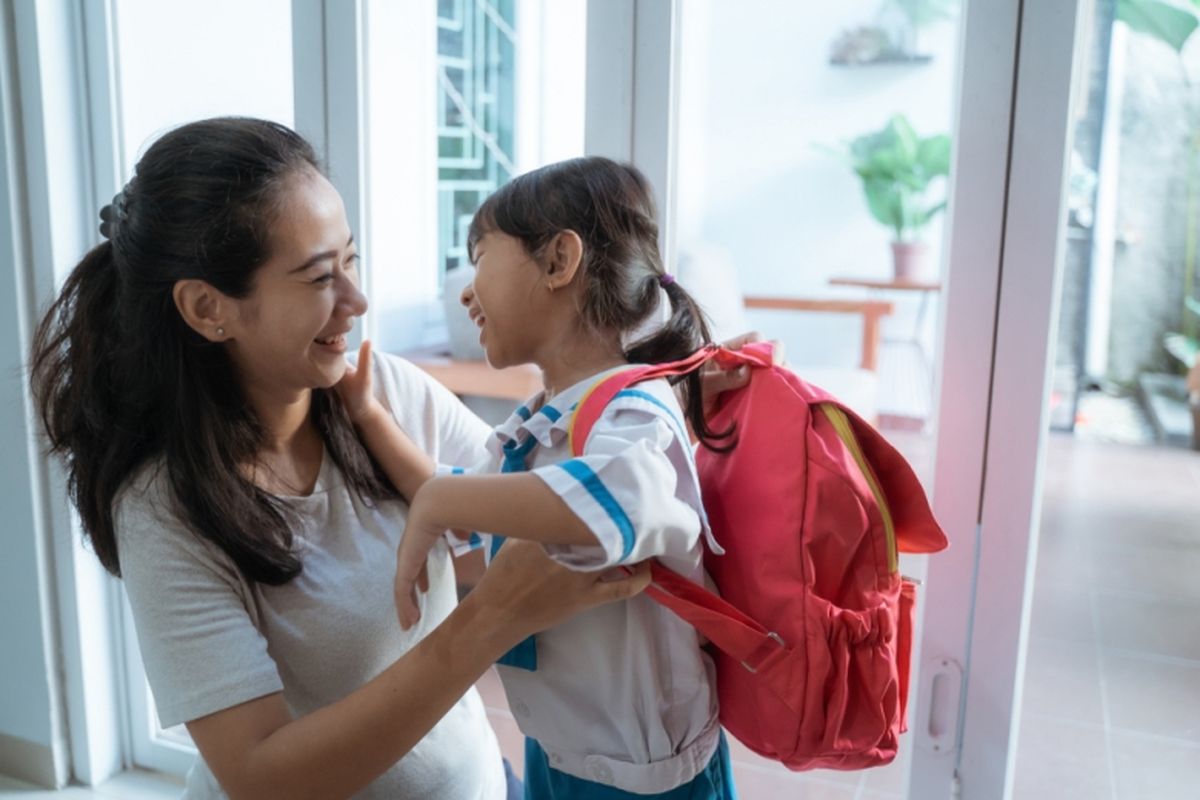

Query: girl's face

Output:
[462, 231, 547, 369]
[226, 169, 367, 400]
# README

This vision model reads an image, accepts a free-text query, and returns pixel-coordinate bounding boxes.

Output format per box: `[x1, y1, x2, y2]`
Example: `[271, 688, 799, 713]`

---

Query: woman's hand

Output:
[470, 539, 651, 640]
[336, 339, 384, 424]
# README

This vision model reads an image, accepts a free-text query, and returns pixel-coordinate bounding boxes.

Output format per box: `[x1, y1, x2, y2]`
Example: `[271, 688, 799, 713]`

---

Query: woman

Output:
[30, 117, 751, 799]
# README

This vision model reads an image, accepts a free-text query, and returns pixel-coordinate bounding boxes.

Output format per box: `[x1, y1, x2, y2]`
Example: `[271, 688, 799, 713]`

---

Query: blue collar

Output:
[490, 364, 635, 452]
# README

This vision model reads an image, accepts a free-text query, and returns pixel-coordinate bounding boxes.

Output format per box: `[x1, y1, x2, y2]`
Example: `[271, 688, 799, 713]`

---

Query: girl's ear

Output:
[173, 279, 235, 342]
[545, 230, 584, 290]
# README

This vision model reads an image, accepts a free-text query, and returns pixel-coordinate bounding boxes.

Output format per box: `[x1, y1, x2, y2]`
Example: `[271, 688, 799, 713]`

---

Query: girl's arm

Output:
[353, 403, 436, 501]
[336, 340, 434, 501]
[187, 539, 650, 800]
[419, 473, 597, 546]
[393, 473, 597, 629]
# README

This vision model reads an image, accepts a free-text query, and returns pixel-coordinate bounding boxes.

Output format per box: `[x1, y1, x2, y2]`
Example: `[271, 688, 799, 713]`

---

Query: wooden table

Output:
[401, 347, 542, 401]
[828, 276, 942, 353]
[829, 276, 943, 422]
[743, 295, 893, 371]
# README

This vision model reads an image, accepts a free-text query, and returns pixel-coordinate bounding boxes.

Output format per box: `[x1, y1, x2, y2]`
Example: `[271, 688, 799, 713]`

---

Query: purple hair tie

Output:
[658, 273, 676, 287]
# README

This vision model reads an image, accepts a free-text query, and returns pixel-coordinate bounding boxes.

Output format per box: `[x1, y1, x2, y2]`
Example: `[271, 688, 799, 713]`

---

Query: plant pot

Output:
[443, 266, 486, 361]
[891, 240, 929, 282]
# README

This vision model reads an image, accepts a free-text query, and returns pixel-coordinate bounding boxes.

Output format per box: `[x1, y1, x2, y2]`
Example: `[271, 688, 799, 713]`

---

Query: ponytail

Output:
[31, 242, 131, 574]
[625, 278, 736, 452]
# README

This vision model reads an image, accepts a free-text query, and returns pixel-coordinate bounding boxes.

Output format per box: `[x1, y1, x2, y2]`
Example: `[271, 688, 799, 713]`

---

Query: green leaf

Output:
[917, 200, 948, 227]
[1117, 0, 1200, 53]
[1164, 332, 1200, 367]
[890, 0, 957, 28]
[839, 114, 951, 239]
[863, 179, 905, 237]
[917, 135, 952, 177]
[889, 115, 920, 164]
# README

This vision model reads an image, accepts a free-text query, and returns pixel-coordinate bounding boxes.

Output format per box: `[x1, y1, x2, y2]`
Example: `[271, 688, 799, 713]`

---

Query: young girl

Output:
[337, 157, 737, 798]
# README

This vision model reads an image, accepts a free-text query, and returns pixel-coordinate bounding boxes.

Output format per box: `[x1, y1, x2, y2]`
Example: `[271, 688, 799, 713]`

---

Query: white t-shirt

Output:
[114, 353, 506, 800]
[448, 368, 723, 795]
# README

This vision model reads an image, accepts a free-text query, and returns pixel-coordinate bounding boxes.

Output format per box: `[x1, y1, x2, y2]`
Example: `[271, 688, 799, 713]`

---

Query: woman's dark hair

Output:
[467, 156, 733, 450]
[30, 117, 396, 584]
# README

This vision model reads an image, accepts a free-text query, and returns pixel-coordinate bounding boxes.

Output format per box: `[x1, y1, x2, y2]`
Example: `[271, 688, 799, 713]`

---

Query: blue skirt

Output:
[522, 732, 738, 800]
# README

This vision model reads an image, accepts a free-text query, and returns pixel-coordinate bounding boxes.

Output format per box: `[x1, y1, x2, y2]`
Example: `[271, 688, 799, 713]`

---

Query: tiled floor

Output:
[1010, 434, 1200, 800]
[5, 435, 1198, 799]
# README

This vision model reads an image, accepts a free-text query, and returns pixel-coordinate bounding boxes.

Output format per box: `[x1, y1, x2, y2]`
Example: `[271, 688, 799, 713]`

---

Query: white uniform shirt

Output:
[448, 367, 723, 795]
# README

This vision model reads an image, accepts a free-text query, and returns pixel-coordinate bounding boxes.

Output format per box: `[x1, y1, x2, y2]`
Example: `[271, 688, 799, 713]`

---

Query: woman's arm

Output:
[187, 539, 649, 800]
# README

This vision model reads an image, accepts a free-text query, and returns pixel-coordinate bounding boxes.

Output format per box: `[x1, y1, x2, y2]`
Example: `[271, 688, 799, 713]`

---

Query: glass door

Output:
[1009, 1, 1200, 796]
[673, 2, 971, 796]
[670, 1, 1090, 797]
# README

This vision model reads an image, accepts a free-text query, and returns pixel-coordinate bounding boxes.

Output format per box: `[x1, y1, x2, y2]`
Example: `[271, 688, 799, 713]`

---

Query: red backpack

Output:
[569, 342, 949, 771]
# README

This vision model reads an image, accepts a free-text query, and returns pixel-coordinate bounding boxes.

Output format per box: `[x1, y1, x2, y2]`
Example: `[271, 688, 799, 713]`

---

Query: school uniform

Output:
[444, 366, 736, 799]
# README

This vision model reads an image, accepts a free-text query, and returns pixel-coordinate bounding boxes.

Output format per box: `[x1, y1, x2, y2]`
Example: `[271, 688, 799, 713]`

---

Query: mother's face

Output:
[224, 169, 367, 399]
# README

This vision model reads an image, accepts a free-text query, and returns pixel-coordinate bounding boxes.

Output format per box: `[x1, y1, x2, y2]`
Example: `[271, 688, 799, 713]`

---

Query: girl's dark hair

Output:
[467, 156, 733, 450]
[30, 117, 396, 584]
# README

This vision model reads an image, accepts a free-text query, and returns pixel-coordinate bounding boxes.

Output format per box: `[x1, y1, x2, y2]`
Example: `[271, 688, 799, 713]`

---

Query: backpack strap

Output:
[567, 342, 802, 708]
[647, 563, 803, 715]
[568, 342, 777, 457]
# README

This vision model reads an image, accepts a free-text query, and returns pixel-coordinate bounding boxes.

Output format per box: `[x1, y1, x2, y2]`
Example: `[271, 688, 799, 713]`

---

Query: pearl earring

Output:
[216, 327, 225, 337]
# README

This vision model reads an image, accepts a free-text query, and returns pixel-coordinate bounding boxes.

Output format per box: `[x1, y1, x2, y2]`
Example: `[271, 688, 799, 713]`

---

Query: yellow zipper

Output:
[819, 404, 898, 574]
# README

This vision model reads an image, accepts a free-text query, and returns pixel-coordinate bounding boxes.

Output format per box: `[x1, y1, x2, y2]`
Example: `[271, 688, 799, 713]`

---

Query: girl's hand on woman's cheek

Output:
[336, 339, 383, 423]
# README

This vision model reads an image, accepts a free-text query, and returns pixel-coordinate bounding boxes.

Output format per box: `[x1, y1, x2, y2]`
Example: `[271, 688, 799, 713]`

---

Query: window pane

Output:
[114, 0, 293, 171]
[437, 0, 518, 281]
[365, 0, 586, 354]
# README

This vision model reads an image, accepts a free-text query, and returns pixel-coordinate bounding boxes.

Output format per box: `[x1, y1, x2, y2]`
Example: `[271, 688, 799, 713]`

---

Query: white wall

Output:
[676, 0, 959, 369]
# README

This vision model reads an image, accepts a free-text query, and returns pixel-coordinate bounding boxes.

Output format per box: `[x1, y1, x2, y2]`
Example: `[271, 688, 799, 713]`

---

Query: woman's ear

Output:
[545, 230, 584, 291]
[173, 279, 233, 341]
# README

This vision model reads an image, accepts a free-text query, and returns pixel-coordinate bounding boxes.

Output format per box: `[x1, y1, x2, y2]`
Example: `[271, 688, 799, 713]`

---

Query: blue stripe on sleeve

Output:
[451, 466, 465, 475]
[556, 459, 636, 560]
[514, 405, 532, 421]
[538, 405, 562, 422]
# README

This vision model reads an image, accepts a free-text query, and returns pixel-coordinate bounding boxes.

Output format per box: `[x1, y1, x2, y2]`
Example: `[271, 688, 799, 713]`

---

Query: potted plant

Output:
[839, 114, 952, 281]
